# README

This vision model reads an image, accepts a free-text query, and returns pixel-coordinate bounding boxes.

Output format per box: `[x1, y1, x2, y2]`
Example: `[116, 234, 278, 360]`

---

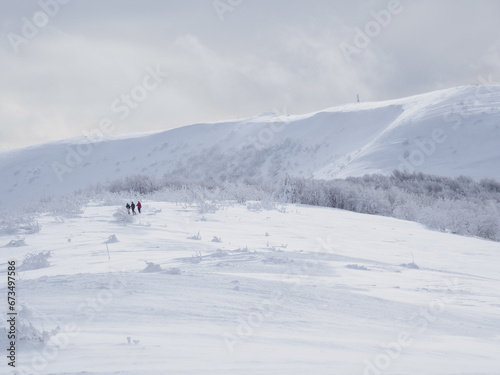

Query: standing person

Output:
[137, 201, 142, 214]
[126, 203, 131, 214]
[131, 201, 136, 215]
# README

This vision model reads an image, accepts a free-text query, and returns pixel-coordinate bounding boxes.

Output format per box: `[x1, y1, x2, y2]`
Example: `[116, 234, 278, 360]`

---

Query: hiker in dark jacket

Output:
[131, 202, 136, 215]
[126, 203, 131, 214]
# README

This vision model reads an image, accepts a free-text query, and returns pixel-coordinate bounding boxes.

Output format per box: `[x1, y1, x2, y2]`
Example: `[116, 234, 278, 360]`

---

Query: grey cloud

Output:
[0, 0, 499, 149]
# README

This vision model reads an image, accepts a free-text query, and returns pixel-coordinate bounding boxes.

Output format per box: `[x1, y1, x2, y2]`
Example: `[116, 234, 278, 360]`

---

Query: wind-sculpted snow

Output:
[1, 202, 499, 374]
[1, 85, 499, 208]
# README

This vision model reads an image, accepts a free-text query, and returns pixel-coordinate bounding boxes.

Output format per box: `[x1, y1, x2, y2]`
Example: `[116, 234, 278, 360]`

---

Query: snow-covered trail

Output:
[1, 202, 499, 374]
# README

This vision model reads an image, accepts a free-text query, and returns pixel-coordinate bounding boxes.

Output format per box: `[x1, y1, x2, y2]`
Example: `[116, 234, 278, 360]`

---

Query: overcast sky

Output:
[1, 0, 499, 149]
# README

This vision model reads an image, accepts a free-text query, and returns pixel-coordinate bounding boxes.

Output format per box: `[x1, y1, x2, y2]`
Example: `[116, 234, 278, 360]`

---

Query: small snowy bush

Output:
[346, 264, 369, 270]
[247, 202, 263, 212]
[400, 262, 420, 270]
[34, 193, 85, 218]
[19, 251, 52, 271]
[5, 238, 26, 247]
[17, 318, 58, 345]
[108, 174, 161, 194]
[113, 209, 135, 224]
[141, 261, 162, 273]
[16, 304, 60, 346]
[210, 249, 229, 258]
[104, 234, 119, 244]
[191, 251, 203, 263]
[0, 212, 40, 235]
[188, 231, 201, 240]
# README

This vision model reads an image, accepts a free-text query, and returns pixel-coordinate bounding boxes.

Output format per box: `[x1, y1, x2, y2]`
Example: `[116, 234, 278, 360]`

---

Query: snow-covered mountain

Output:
[2, 86, 500, 374]
[1, 85, 500, 207]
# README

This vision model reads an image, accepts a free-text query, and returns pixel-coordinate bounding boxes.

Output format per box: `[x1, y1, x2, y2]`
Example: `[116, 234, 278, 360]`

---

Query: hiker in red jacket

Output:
[137, 201, 142, 214]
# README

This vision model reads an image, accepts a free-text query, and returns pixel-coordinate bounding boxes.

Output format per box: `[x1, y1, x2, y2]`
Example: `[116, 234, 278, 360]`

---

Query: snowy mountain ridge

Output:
[1, 85, 500, 208]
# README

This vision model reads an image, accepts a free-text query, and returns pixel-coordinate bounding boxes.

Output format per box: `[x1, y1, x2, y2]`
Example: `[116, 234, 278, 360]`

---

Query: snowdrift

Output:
[1, 201, 499, 374]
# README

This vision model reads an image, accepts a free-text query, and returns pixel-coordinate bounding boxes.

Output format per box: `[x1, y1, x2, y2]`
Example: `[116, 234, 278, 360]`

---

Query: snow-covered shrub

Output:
[5, 238, 26, 247]
[104, 234, 119, 244]
[191, 251, 203, 263]
[43, 170, 499, 243]
[196, 200, 220, 214]
[113, 208, 135, 224]
[108, 174, 161, 194]
[17, 318, 58, 345]
[141, 261, 162, 273]
[247, 201, 275, 212]
[476, 204, 500, 241]
[34, 193, 85, 217]
[280, 171, 500, 242]
[0, 211, 40, 235]
[346, 264, 369, 270]
[393, 199, 419, 221]
[126, 336, 141, 345]
[210, 249, 228, 258]
[417, 205, 449, 232]
[188, 231, 201, 240]
[0, 307, 57, 350]
[16, 304, 60, 346]
[19, 251, 51, 271]
[480, 178, 500, 194]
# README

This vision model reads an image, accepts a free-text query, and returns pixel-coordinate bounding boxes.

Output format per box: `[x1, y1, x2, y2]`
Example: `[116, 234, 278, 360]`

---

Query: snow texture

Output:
[0, 202, 499, 374]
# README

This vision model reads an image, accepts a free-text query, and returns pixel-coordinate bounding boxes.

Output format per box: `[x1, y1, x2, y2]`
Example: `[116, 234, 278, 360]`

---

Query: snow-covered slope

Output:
[1, 85, 500, 208]
[2, 201, 500, 374]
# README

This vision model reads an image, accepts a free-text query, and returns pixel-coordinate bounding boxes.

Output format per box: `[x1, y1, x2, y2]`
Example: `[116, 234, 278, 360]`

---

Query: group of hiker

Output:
[126, 201, 142, 215]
